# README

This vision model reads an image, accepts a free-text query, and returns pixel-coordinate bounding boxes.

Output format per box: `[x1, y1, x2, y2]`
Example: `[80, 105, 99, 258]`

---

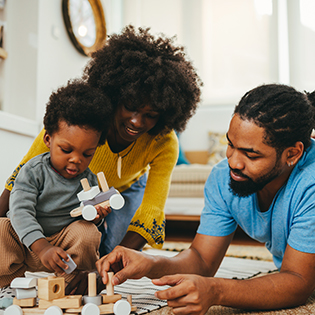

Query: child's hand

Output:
[37, 243, 70, 275]
[92, 204, 111, 224]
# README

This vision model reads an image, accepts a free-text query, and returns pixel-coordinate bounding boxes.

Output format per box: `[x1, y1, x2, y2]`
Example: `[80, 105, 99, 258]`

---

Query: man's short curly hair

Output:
[83, 25, 202, 136]
[234, 84, 315, 153]
[43, 79, 113, 145]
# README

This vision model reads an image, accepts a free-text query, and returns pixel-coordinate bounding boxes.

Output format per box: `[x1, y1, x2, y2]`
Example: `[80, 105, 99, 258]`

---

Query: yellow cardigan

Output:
[6, 129, 179, 248]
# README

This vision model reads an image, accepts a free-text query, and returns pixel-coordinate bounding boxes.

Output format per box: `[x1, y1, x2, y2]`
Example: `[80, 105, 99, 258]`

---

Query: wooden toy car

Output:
[70, 172, 125, 221]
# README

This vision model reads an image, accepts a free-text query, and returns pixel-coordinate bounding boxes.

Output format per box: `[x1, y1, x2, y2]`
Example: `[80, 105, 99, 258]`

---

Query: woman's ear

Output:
[43, 132, 51, 149]
[286, 141, 304, 167]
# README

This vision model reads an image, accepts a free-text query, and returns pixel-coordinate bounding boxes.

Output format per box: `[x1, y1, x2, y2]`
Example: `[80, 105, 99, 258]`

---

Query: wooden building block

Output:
[21, 307, 46, 314]
[106, 272, 114, 296]
[83, 272, 102, 305]
[64, 303, 136, 315]
[101, 294, 121, 304]
[13, 297, 36, 307]
[38, 295, 82, 309]
[88, 272, 97, 297]
[98, 303, 114, 313]
[37, 276, 65, 301]
[127, 295, 132, 306]
[81, 178, 90, 191]
[97, 172, 109, 192]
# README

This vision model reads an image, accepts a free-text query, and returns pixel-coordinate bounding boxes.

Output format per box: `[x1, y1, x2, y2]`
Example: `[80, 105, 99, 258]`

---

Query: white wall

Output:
[0, 0, 119, 186]
[180, 106, 234, 152]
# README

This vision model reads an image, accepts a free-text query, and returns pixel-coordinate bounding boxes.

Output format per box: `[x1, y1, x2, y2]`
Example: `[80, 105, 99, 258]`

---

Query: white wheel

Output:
[44, 305, 63, 315]
[82, 302, 100, 315]
[4, 305, 23, 315]
[113, 300, 131, 315]
[82, 205, 97, 221]
[110, 193, 125, 210]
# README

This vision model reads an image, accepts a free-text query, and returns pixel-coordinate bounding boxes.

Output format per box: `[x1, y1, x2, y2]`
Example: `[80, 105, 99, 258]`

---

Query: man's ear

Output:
[285, 141, 304, 167]
[43, 132, 51, 149]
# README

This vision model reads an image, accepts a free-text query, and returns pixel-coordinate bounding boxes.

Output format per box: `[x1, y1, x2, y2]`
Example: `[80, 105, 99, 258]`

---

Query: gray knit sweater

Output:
[8, 152, 98, 248]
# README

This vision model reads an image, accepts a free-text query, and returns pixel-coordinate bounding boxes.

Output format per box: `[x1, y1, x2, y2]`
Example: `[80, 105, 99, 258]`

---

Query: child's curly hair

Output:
[43, 79, 113, 145]
[83, 25, 202, 135]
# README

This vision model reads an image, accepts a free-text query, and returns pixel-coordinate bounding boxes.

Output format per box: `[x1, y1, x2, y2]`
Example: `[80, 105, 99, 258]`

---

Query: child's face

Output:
[44, 121, 100, 179]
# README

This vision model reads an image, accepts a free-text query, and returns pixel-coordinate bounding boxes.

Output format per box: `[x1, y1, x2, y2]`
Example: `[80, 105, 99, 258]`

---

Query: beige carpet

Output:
[150, 290, 315, 315]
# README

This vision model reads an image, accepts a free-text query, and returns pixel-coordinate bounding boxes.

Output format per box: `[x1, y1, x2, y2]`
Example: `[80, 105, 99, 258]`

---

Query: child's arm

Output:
[30, 238, 70, 274]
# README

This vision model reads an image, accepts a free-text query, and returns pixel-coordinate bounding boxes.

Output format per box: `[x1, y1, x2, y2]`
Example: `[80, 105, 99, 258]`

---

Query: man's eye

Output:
[246, 154, 258, 160]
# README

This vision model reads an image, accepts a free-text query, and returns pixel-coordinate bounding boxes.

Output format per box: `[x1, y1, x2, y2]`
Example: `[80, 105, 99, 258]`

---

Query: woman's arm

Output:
[120, 231, 147, 250]
[0, 189, 10, 217]
[127, 131, 179, 248]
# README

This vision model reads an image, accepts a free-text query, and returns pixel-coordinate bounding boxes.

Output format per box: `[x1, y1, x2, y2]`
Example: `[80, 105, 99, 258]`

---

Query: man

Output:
[96, 84, 315, 315]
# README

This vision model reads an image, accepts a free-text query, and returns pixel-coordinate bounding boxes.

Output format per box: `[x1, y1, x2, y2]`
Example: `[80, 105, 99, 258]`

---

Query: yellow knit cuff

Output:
[128, 217, 166, 249]
[5, 163, 25, 191]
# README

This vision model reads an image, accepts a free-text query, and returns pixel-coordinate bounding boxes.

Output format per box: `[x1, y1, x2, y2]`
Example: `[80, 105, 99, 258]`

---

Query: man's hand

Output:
[153, 274, 214, 315]
[96, 246, 156, 286]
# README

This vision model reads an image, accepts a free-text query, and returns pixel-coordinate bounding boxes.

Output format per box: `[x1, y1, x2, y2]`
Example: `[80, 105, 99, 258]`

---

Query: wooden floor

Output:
[165, 219, 262, 246]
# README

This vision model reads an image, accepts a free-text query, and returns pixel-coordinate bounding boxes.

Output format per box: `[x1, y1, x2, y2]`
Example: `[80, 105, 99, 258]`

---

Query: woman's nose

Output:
[130, 112, 144, 128]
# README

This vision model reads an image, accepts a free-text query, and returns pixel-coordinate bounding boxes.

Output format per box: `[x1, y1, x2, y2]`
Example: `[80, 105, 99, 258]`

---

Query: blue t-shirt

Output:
[197, 140, 315, 269]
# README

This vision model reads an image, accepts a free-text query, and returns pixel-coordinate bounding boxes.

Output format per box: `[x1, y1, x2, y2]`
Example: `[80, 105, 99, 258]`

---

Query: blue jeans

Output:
[98, 173, 147, 257]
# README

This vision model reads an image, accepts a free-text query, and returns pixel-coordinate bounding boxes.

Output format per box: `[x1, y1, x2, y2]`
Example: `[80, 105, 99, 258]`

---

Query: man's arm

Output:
[96, 232, 234, 285]
[154, 244, 315, 313]
[0, 189, 10, 217]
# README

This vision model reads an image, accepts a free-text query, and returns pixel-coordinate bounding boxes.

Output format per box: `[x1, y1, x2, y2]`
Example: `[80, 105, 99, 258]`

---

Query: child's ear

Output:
[43, 132, 51, 149]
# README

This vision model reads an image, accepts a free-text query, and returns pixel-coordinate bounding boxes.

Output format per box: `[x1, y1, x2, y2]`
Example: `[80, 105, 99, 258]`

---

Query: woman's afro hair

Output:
[43, 79, 113, 145]
[83, 25, 202, 136]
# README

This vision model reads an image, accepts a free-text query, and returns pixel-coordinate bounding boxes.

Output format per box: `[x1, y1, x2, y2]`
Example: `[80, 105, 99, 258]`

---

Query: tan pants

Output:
[0, 218, 101, 287]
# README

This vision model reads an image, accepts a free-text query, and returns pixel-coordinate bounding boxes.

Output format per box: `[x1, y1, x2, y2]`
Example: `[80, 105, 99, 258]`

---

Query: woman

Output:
[0, 25, 202, 256]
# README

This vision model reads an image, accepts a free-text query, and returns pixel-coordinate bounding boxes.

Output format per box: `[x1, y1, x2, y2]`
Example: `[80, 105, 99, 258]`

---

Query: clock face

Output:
[69, 0, 96, 48]
[62, 0, 106, 56]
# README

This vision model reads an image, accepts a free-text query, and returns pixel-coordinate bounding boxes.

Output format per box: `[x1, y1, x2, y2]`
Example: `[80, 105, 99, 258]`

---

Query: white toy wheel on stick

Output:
[82, 302, 100, 315]
[4, 305, 23, 315]
[110, 193, 125, 210]
[82, 205, 97, 221]
[113, 300, 131, 315]
[44, 305, 63, 315]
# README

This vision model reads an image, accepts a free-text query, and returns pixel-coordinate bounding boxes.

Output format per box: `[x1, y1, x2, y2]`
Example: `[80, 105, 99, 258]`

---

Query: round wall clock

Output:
[62, 0, 107, 56]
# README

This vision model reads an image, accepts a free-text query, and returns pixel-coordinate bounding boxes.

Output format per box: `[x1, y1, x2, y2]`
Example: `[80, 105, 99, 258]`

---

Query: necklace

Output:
[113, 131, 137, 178]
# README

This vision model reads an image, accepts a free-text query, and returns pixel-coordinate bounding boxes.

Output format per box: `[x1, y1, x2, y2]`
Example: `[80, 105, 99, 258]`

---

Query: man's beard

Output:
[229, 160, 282, 198]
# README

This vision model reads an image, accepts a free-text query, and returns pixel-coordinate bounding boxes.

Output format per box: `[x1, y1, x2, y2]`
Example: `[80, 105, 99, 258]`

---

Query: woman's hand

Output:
[153, 274, 214, 315]
[96, 246, 156, 286]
